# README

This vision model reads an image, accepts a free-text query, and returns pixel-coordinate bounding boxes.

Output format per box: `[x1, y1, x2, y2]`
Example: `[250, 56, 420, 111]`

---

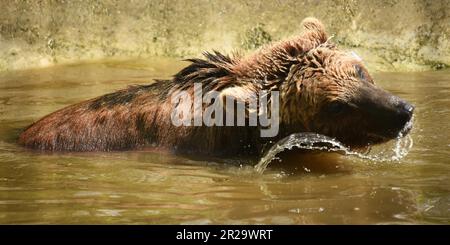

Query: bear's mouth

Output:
[377, 115, 414, 140]
[365, 133, 394, 144]
[353, 117, 414, 148]
[399, 117, 414, 136]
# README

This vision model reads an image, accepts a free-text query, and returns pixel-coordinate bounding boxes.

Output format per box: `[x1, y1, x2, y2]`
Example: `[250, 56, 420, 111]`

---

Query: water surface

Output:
[0, 59, 449, 224]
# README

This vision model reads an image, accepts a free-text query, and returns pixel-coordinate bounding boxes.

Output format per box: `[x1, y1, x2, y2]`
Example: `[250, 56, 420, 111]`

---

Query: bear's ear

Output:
[301, 17, 328, 44]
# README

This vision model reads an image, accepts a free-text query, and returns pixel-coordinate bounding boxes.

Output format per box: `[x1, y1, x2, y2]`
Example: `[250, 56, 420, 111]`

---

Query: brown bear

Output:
[18, 18, 414, 157]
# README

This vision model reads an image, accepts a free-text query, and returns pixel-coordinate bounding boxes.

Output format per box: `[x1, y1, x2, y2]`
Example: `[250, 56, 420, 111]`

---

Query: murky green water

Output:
[0, 59, 449, 224]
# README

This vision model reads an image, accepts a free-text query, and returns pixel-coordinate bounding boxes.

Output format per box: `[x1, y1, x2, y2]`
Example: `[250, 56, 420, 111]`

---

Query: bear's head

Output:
[281, 18, 414, 148]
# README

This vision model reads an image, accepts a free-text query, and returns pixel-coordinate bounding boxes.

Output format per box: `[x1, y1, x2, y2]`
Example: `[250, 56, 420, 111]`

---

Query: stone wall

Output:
[0, 0, 448, 71]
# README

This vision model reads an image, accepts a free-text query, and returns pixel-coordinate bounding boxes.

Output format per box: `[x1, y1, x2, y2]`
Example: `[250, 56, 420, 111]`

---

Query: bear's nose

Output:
[397, 100, 414, 124]
[403, 102, 414, 114]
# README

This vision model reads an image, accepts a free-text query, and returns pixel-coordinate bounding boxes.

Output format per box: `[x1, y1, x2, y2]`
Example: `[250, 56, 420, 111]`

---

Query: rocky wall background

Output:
[0, 0, 449, 72]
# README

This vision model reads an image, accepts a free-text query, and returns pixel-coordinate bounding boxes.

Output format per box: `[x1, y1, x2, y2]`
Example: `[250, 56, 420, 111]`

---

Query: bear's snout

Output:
[352, 82, 414, 141]
[381, 95, 414, 136]
[395, 99, 414, 135]
[396, 100, 414, 125]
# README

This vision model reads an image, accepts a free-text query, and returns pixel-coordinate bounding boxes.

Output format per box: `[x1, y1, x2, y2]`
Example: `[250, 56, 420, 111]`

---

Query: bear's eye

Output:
[327, 101, 348, 115]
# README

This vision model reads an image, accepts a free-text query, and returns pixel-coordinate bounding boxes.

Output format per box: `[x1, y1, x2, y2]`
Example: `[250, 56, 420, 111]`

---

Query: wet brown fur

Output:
[18, 18, 380, 156]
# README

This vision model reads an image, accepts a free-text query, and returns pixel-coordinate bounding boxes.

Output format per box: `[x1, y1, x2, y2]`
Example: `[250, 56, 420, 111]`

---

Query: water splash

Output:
[255, 128, 413, 174]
